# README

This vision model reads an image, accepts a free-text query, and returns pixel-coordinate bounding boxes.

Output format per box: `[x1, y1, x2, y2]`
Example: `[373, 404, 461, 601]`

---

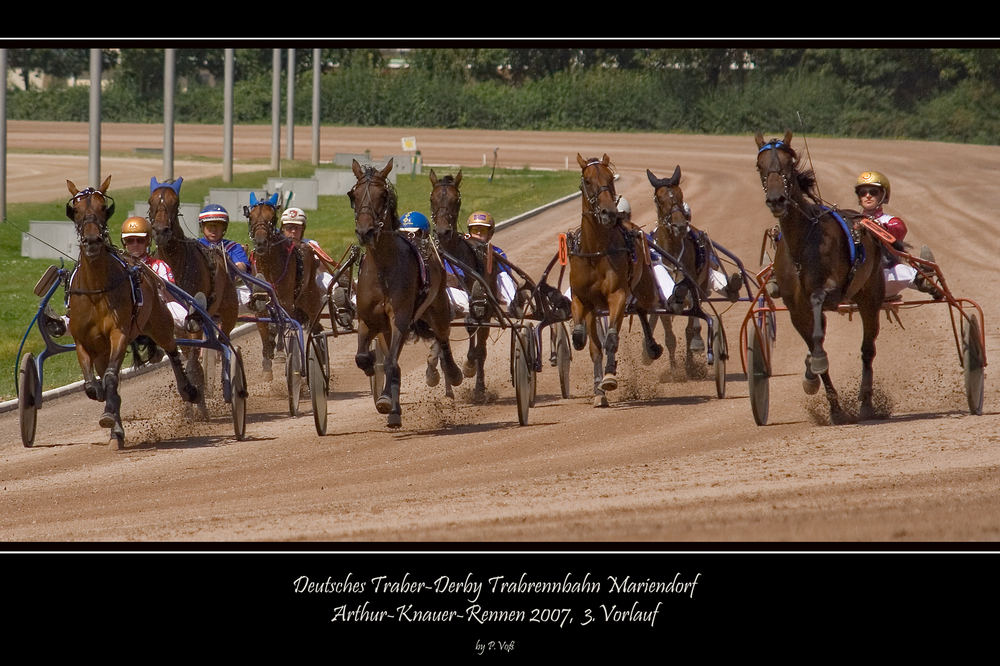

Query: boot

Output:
[913, 246, 944, 300]
[42, 305, 68, 337]
[766, 276, 780, 299]
[724, 271, 743, 302]
[332, 285, 354, 329]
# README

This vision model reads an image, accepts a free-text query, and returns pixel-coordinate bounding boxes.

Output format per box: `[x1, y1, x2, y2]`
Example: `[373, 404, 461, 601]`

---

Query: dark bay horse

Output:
[648, 166, 711, 372]
[245, 192, 324, 381]
[350, 159, 463, 428]
[568, 154, 663, 407]
[755, 130, 884, 423]
[66, 176, 199, 448]
[428, 168, 497, 402]
[148, 177, 238, 418]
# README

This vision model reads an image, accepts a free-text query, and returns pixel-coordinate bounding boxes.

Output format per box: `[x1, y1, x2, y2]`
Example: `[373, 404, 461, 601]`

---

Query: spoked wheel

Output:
[711, 315, 727, 399]
[285, 329, 303, 417]
[555, 322, 572, 399]
[511, 329, 532, 426]
[747, 323, 770, 426]
[18, 353, 39, 447]
[963, 314, 985, 415]
[309, 335, 330, 435]
[229, 346, 248, 440]
[526, 323, 538, 407]
[369, 336, 387, 406]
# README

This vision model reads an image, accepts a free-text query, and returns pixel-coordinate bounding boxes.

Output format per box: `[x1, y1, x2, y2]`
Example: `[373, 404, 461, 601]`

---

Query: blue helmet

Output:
[199, 203, 230, 228]
[399, 211, 430, 235]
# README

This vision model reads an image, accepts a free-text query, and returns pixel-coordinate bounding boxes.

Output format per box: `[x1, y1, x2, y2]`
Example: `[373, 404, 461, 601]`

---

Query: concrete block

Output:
[21, 221, 79, 260]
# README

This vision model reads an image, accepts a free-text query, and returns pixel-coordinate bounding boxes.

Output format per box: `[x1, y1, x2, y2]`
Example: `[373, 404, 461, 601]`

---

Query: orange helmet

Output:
[121, 216, 152, 245]
[467, 211, 495, 240]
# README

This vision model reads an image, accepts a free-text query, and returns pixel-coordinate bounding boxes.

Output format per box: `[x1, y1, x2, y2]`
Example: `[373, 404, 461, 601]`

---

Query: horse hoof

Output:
[462, 359, 477, 378]
[859, 403, 877, 421]
[472, 388, 487, 404]
[572, 325, 587, 351]
[593, 394, 609, 408]
[645, 342, 664, 362]
[386, 414, 402, 428]
[376, 395, 393, 414]
[803, 375, 821, 395]
[688, 336, 705, 353]
[263, 371, 273, 383]
[599, 374, 618, 392]
[99, 412, 116, 429]
[446, 368, 464, 387]
[109, 434, 124, 451]
[425, 367, 440, 387]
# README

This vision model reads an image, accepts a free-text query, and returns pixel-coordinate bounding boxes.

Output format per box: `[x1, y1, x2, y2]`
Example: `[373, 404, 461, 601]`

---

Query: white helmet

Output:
[280, 207, 307, 226]
[617, 197, 631, 215]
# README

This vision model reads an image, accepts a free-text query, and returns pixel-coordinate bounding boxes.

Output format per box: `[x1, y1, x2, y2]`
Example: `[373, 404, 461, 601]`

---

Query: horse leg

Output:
[807, 286, 848, 424]
[686, 316, 705, 353]
[857, 299, 881, 420]
[571, 295, 588, 351]
[661, 315, 679, 372]
[258, 321, 274, 382]
[472, 326, 489, 403]
[98, 334, 129, 447]
[355, 322, 376, 376]
[75, 346, 105, 402]
[637, 310, 663, 363]
[463, 333, 478, 378]
[586, 312, 607, 407]
[378, 325, 411, 428]
[600, 295, 627, 392]
[425, 340, 441, 388]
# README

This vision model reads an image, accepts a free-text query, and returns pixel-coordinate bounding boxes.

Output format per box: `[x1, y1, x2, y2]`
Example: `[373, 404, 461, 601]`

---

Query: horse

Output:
[245, 192, 325, 382]
[647, 166, 711, 373]
[428, 168, 498, 402]
[754, 130, 885, 423]
[349, 159, 463, 428]
[66, 176, 199, 448]
[148, 176, 239, 419]
[568, 154, 663, 407]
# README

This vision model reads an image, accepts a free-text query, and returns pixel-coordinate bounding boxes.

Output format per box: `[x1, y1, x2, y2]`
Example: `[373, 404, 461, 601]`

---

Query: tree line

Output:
[7, 48, 999, 145]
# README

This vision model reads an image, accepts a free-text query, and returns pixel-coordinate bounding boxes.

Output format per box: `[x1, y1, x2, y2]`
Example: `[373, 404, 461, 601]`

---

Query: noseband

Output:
[351, 172, 393, 240]
[757, 139, 796, 200]
[68, 189, 114, 245]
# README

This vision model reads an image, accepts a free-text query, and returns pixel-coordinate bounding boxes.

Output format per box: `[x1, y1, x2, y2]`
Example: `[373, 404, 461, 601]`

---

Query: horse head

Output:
[429, 168, 462, 244]
[66, 174, 114, 259]
[246, 191, 282, 253]
[349, 159, 397, 248]
[577, 153, 619, 227]
[648, 166, 690, 251]
[148, 176, 184, 246]
[754, 130, 798, 218]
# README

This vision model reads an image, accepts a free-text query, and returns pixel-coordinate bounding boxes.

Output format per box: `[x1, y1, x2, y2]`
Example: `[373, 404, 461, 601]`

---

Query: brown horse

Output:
[66, 176, 199, 448]
[568, 154, 663, 407]
[647, 166, 709, 367]
[428, 168, 498, 402]
[350, 159, 463, 428]
[245, 192, 324, 382]
[755, 130, 884, 423]
[148, 177, 238, 418]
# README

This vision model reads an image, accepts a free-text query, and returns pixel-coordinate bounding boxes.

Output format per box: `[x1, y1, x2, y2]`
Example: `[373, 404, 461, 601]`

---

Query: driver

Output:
[466, 211, 522, 316]
[198, 203, 252, 308]
[399, 210, 469, 319]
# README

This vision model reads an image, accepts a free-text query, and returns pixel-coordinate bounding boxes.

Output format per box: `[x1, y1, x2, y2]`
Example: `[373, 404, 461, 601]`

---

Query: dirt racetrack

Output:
[2, 121, 998, 544]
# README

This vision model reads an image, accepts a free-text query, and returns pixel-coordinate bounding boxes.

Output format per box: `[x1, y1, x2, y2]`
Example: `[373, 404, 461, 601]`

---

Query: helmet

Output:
[199, 203, 230, 229]
[121, 216, 152, 243]
[467, 211, 495, 239]
[399, 211, 430, 235]
[280, 207, 307, 227]
[616, 197, 631, 215]
[855, 171, 891, 202]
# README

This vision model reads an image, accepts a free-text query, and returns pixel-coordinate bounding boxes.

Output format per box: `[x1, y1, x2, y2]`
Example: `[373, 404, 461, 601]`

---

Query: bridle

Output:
[580, 159, 620, 226]
[653, 184, 690, 239]
[756, 139, 798, 207]
[430, 179, 461, 235]
[350, 169, 394, 243]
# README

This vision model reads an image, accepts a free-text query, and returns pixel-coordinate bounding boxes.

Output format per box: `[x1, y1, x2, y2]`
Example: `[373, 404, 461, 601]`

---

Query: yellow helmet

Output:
[855, 171, 891, 202]
[121, 216, 152, 242]
[467, 211, 495, 239]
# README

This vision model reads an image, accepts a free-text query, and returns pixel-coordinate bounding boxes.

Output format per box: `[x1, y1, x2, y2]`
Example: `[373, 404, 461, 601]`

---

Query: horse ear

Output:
[455, 169, 462, 186]
[267, 192, 279, 207]
[67, 180, 79, 196]
[250, 192, 258, 207]
[754, 132, 765, 149]
[602, 154, 611, 166]
[379, 159, 393, 179]
[100, 174, 112, 193]
[428, 168, 437, 185]
[171, 177, 183, 194]
[671, 165, 681, 185]
[576, 154, 587, 169]
[150, 176, 160, 193]
[646, 169, 658, 186]
[352, 159, 364, 179]
[783, 129, 793, 146]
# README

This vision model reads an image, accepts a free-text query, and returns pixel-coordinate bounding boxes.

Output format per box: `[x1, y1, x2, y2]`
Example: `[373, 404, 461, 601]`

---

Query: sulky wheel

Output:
[526, 323, 538, 407]
[369, 336, 387, 406]
[963, 314, 985, 416]
[309, 335, 329, 436]
[712, 315, 727, 399]
[285, 329, 303, 417]
[555, 322, 572, 399]
[18, 353, 39, 447]
[511, 329, 531, 426]
[229, 346, 248, 440]
[747, 324, 770, 426]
